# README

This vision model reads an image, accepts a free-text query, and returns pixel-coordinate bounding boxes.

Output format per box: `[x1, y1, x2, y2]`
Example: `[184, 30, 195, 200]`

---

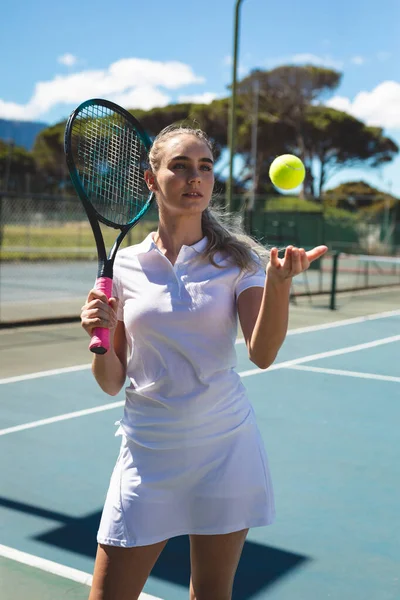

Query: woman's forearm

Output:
[249, 277, 291, 370]
[92, 343, 127, 396]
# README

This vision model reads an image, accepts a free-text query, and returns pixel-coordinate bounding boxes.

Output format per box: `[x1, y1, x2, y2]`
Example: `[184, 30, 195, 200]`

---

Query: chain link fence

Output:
[0, 193, 399, 324]
[0, 193, 158, 324]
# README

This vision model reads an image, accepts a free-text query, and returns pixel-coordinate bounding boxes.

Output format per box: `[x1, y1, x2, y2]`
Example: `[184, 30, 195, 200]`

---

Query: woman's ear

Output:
[144, 170, 158, 192]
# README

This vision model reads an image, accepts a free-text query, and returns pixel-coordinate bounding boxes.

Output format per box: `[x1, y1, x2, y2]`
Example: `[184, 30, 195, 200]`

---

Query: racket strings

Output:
[72, 104, 149, 226]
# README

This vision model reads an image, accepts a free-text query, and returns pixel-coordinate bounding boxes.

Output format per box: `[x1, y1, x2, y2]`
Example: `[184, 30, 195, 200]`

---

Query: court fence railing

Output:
[0, 193, 399, 324]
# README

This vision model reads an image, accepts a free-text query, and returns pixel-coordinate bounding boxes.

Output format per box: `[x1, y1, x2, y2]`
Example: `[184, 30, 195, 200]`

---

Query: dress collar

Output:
[134, 232, 208, 255]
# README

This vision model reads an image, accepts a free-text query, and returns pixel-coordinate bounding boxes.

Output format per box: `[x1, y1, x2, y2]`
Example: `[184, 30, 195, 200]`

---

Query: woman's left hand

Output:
[267, 245, 328, 283]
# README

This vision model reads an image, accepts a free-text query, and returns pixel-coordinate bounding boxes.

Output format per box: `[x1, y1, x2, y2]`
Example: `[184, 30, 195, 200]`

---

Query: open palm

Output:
[267, 245, 328, 282]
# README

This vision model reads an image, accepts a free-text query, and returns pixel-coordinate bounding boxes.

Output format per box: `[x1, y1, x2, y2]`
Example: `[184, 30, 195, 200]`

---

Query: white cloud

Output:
[177, 92, 219, 104]
[0, 58, 205, 121]
[292, 53, 343, 70]
[265, 53, 343, 70]
[326, 81, 400, 130]
[351, 56, 365, 66]
[377, 51, 392, 61]
[58, 53, 78, 67]
[111, 87, 171, 111]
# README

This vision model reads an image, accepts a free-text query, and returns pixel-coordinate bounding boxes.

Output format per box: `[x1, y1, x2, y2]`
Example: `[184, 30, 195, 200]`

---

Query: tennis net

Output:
[329, 253, 400, 309]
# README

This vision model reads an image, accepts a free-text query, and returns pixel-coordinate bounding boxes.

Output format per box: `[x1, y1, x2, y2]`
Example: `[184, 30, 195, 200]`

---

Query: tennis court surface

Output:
[1, 293, 399, 600]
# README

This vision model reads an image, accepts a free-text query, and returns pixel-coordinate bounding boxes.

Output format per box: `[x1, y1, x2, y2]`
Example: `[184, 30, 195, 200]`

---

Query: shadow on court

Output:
[0, 496, 309, 599]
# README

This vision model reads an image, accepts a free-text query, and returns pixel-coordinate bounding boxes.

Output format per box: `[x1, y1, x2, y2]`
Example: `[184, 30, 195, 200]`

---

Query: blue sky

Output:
[1, 0, 399, 194]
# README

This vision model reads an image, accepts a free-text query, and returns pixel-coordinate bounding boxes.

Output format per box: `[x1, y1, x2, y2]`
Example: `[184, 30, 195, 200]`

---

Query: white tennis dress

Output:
[97, 233, 275, 547]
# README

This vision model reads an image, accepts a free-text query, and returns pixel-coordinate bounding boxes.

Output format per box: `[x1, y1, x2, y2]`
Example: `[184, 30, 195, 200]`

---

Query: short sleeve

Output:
[235, 255, 266, 300]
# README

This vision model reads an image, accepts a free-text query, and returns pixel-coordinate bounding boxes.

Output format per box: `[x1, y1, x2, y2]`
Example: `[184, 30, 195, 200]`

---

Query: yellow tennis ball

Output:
[269, 154, 305, 190]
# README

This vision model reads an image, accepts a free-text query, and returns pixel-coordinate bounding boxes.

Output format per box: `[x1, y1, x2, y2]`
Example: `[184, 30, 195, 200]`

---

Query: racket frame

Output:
[64, 97, 154, 279]
[64, 98, 154, 352]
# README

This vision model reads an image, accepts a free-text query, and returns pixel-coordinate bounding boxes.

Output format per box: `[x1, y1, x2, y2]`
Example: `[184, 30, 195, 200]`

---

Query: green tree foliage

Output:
[130, 100, 230, 193]
[31, 122, 67, 192]
[234, 66, 398, 200]
[236, 115, 295, 193]
[9, 64, 399, 207]
[235, 65, 342, 194]
[324, 180, 398, 214]
[304, 107, 398, 198]
[0, 139, 36, 193]
[238, 65, 341, 127]
[133, 99, 229, 165]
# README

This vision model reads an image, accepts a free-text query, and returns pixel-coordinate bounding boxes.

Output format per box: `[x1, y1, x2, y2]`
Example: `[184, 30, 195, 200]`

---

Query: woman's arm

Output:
[91, 320, 128, 395]
[238, 278, 291, 370]
[81, 289, 128, 395]
[238, 245, 328, 370]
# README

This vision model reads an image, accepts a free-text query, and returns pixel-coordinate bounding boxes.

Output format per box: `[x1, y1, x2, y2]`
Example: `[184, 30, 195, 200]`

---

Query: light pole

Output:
[226, 0, 245, 212]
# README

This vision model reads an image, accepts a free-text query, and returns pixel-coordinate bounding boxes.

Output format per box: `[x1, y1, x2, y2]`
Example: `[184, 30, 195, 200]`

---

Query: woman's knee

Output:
[89, 541, 167, 600]
[190, 579, 233, 600]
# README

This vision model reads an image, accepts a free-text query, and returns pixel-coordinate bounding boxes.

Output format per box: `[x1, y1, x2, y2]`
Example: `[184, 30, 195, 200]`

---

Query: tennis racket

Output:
[65, 98, 154, 354]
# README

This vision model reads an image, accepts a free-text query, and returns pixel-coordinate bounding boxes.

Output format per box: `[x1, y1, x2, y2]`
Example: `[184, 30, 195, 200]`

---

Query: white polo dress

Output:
[97, 233, 275, 547]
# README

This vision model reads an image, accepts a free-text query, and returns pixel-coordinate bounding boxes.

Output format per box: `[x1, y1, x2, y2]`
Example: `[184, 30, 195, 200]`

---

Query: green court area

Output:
[1, 294, 400, 600]
[0, 221, 156, 260]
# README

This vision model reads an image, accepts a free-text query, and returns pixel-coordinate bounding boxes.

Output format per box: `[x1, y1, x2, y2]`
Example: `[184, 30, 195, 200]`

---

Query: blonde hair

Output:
[148, 125, 269, 271]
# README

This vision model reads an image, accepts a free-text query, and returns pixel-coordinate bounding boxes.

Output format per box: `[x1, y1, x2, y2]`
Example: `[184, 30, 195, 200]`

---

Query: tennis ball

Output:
[269, 154, 305, 190]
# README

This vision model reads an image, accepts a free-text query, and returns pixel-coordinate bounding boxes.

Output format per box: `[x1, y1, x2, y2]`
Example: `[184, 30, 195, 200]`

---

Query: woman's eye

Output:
[171, 163, 213, 172]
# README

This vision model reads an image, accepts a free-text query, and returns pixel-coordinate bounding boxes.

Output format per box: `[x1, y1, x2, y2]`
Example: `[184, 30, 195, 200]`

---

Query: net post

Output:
[329, 251, 340, 310]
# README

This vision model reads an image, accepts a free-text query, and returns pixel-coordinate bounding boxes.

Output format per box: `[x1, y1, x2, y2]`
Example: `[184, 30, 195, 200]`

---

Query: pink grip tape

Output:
[89, 277, 113, 354]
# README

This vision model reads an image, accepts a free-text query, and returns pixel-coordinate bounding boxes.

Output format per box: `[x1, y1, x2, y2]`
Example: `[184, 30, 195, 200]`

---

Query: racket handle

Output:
[90, 277, 113, 355]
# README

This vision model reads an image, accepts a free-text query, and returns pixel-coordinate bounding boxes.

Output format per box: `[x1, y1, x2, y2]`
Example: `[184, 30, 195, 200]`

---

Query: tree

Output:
[135, 99, 230, 164]
[31, 122, 67, 192]
[22, 70, 399, 205]
[323, 180, 398, 214]
[235, 65, 342, 195]
[28, 99, 231, 193]
[234, 66, 399, 201]
[239, 65, 341, 124]
[304, 106, 399, 198]
[131, 100, 230, 190]
[0, 139, 36, 193]
[235, 114, 296, 194]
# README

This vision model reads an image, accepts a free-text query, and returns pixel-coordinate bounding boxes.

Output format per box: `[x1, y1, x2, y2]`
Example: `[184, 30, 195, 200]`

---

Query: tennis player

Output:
[81, 125, 328, 600]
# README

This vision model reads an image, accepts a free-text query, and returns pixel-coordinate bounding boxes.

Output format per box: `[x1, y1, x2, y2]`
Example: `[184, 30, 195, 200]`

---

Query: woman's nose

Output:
[188, 169, 201, 183]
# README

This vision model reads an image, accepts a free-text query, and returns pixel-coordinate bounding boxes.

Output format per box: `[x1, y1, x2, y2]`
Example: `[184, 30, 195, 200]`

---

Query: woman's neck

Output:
[154, 218, 204, 261]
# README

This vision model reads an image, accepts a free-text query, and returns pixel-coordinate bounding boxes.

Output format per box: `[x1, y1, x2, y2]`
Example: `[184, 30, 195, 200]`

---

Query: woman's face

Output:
[147, 134, 215, 217]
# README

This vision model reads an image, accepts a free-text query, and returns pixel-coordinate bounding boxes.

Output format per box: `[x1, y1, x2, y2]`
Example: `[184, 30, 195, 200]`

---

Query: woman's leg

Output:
[88, 540, 168, 600]
[189, 529, 248, 600]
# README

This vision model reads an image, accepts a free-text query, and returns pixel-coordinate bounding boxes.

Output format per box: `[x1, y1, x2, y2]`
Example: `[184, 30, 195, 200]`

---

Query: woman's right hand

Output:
[80, 289, 119, 338]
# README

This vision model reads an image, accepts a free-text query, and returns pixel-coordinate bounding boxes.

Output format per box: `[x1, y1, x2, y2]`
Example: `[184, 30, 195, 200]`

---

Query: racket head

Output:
[64, 98, 154, 229]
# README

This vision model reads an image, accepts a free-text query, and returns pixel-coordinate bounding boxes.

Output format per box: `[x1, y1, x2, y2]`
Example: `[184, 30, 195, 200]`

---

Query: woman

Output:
[81, 125, 327, 600]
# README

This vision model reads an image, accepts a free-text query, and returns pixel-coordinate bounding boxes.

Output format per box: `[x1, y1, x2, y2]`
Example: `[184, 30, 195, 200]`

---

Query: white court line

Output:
[0, 400, 125, 437]
[284, 308, 400, 336]
[235, 308, 400, 343]
[288, 364, 400, 383]
[0, 544, 162, 599]
[237, 334, 400, 378]
[1, 333, 399, 438]
[0, 363, 91, 385]
[1, 325, 400, 594]
[1, 308, 399, 384]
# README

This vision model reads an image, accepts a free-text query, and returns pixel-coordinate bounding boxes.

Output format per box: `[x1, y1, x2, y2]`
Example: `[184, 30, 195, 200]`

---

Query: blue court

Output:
[1, 311, 400, 599]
